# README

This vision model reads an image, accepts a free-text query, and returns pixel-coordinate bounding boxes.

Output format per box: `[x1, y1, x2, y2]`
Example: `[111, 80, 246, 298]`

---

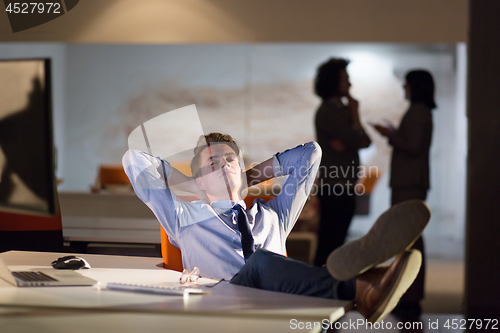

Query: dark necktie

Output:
[233, 204, 255, 261]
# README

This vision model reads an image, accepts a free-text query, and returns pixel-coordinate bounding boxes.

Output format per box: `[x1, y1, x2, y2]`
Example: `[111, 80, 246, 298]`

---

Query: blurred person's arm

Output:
[330, 139, 346, 152]
[385, 106, 432, 156]
[347, 95, 371, 149]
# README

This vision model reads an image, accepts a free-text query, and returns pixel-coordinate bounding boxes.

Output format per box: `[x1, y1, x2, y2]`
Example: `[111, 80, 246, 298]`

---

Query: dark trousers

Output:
[230, 249, 356, 300]
[314, 187, 356, 267]
[391, 187, 427, 321]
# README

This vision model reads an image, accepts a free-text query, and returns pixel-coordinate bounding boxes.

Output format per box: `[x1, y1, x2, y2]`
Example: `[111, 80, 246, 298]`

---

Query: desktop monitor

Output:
[0, 58, 62, 252]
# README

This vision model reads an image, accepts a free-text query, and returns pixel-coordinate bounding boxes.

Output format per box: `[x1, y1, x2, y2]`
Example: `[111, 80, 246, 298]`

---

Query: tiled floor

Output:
[422, 259, 464, 314]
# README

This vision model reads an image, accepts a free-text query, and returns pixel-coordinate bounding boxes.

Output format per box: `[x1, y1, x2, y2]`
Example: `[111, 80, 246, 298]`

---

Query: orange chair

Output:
[97, 165, 131, 188]
[159, 195, 275, 271]
[358, 167, 382, 194]
[160, 228, 183, 272]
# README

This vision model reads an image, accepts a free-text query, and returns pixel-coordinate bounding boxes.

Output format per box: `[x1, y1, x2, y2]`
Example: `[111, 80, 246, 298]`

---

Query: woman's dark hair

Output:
[314, 58, 350, 100]
[405, 70, 437, 109]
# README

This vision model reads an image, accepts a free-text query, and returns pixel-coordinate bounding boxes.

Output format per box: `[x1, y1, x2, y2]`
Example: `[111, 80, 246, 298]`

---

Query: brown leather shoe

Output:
[354, 250, 422, 323]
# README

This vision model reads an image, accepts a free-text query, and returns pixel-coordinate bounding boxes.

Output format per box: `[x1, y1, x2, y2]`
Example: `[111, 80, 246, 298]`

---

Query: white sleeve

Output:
[122, 149, 180, 242]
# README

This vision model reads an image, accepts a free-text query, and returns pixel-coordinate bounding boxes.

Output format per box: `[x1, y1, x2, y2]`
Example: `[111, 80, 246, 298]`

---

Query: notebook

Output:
[0, 257, 97, 287]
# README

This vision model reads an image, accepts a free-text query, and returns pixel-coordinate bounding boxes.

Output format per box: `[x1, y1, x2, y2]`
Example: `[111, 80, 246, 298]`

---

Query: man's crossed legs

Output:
[230, 200, 431, 323]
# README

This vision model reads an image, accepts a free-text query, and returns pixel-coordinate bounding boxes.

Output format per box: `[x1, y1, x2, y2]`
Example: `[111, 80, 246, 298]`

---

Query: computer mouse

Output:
[51, 255, 91, 270]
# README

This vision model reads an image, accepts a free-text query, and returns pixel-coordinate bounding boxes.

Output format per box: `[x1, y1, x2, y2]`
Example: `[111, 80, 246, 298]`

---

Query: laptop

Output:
[0, 257, 97, 287]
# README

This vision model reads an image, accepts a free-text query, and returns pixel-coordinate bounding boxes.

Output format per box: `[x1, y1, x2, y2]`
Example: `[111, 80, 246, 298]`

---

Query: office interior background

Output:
[0, 42, 467, 261]
[3, 0, 499, 322]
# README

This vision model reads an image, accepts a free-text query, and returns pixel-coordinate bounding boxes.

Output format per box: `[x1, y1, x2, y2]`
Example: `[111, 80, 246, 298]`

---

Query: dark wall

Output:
[466, 0, 500, 320]
[0, 230, 63, 253]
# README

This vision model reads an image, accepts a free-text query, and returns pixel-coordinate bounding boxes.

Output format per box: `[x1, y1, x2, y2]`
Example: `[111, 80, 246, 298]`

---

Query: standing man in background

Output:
[313, 58, 371, 267]
[374, 69, 435, 327]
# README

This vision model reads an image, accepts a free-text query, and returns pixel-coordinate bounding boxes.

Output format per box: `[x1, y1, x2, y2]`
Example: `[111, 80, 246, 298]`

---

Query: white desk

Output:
[0, 251, 353, 333]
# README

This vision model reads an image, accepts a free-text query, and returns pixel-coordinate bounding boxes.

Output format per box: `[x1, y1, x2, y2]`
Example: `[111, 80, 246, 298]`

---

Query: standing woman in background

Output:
[374, 69, 436, 322]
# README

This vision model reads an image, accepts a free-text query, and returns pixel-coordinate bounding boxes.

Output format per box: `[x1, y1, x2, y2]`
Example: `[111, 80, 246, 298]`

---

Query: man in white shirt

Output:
[123, 132, 429, 323]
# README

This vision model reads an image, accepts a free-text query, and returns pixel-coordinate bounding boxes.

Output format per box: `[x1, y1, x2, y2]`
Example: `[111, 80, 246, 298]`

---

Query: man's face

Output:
[195, 143, 243, 201]
[338, 69, 351, 97]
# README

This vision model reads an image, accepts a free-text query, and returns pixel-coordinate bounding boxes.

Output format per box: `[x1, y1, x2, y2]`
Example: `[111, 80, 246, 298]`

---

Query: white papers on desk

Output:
[77, 267, 220, 286]
[102, 267, 218, 296]
[77, 267, 219, 297]
[107, 282, 210, 296]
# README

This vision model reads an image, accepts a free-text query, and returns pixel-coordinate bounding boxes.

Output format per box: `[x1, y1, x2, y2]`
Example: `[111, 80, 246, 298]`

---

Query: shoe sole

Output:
[326, 200, 430, 281]
[367, 250, 422, 323]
